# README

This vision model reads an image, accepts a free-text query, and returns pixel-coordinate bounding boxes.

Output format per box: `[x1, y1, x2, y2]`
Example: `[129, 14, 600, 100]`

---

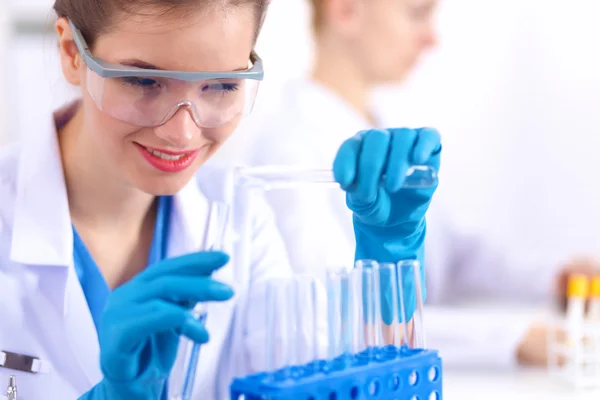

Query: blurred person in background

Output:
[242, 0, 599, 368]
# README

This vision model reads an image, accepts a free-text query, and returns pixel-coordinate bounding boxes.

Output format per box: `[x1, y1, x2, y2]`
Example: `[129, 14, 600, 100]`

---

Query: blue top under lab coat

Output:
[72, 195, 173, 397]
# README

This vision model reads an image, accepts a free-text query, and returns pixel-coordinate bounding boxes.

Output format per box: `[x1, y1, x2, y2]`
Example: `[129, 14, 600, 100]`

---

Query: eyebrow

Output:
[118, 59, 161, 70]
[117, 58, 250, 72]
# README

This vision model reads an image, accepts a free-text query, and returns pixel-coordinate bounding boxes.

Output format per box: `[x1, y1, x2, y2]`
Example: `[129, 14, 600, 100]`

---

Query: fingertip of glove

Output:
[370, 128, 392, 141]
[210, 281, 235, 300]
[333, 167, 352, 191]
[182, 316, 210, 344]
[417, 126, 441, 137]
[197, 250, 230, 266]
[333, 134, 364, 188]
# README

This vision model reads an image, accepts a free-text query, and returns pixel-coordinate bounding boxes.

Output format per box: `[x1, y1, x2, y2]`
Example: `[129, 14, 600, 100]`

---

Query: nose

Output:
[153, 106, 200, 149]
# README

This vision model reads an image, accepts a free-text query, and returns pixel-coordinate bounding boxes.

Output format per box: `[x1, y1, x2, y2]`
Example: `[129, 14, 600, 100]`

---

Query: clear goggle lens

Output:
[85, 67, 260, 128]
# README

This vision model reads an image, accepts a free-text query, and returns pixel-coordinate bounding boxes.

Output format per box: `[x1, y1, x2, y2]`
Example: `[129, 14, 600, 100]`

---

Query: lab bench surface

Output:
[442, 368, 599, 400]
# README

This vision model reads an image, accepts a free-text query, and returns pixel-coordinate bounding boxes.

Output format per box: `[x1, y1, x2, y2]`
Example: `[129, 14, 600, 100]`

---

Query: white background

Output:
[2, 0, 600, 271]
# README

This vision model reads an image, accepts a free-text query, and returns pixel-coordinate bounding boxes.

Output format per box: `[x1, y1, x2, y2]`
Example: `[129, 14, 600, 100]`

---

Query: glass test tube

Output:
[378, 262, 401, 347]
[396, 260, 426, 349]
[236, 165, 437, 191]
[230, 259, 427, 387]
[265, 275, 323, 373]
[326, 261, 397, 358]
[173, 201, 231, 400]
[325, 259, 427, 357]
[326, 267, 351, 358]
[355, 260, 383, 350]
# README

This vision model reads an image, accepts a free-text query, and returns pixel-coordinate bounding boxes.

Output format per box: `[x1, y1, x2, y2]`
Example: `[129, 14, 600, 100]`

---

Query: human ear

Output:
[55, 17, 83, 86]
[324, 0, 365, 36]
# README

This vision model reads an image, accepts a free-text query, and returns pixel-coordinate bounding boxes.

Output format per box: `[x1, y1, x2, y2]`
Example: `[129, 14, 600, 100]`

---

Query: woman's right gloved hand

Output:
[79, 251, 234, 400]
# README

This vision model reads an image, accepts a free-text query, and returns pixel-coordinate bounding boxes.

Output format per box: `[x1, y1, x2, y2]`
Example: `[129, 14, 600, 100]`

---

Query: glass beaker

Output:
[234, 165, 437, 277]
[233, 165, 433, 373]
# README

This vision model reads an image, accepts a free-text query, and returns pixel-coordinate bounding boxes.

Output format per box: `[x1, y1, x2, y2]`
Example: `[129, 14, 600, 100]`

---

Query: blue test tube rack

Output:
[230, 345, 443, 400]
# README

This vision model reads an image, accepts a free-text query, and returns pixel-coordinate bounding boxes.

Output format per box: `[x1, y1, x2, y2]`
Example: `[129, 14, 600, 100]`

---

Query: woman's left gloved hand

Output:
[333, 128, 442, 323]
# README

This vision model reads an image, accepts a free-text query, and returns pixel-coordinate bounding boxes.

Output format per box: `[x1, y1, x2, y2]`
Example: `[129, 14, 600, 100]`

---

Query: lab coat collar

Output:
[9, 101, 209, 265]
[9, 102, 104, 388]
[8, 101, 211, 389]
[10, 102, 76, 267]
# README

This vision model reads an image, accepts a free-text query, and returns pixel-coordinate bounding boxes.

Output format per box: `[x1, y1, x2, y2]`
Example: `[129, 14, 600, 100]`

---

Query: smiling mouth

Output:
[143, 147, 188, 161]
[134, 143, 201, 173]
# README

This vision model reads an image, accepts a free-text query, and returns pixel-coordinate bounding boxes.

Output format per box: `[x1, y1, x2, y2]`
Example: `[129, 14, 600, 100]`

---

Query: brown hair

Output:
[309, 0, 323, 33]
[54, 0, 270, 47]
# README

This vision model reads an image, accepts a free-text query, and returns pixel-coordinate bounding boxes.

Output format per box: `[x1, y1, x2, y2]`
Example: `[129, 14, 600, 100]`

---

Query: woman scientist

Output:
[242, 0, 598, 368]
[0, 0, 441, 399]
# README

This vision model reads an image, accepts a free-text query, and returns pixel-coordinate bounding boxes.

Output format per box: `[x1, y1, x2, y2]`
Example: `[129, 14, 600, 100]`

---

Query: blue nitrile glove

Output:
[79, 251, 233, 400]
[333, 128, 441, 325]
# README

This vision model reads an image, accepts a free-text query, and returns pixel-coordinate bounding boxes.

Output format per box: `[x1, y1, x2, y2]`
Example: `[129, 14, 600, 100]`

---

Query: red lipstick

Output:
[135, 143, 200, 173]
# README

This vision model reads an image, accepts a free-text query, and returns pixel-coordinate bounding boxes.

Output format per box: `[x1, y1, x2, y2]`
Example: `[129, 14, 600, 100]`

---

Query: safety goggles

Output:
[69, 20, 264, 128]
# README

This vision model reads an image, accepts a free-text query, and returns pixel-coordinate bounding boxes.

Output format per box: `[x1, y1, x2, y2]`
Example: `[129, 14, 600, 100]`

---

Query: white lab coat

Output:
[0, 103, 294, 399]
[243, 78, 559, 369]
